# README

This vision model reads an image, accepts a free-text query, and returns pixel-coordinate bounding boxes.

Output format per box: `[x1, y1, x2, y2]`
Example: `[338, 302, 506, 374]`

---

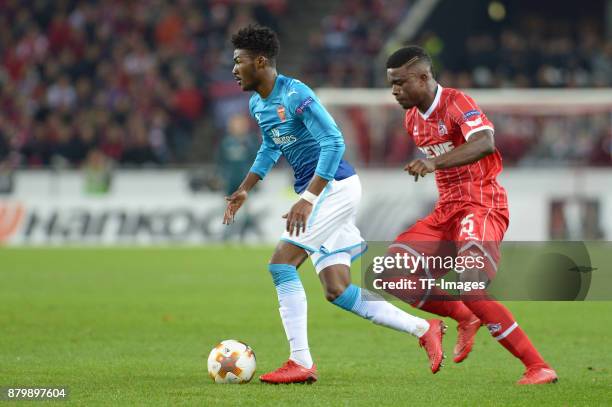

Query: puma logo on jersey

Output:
[287, 90, 297, 97]
[418, 141, 454, 158]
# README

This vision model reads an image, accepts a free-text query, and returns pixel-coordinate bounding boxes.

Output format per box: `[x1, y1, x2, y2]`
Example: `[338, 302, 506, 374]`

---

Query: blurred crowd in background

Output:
[0, 0, 610, 177]
[0, 0, 285, 171]
[303, 0, 410, 87]
[435, 16, 612, 89]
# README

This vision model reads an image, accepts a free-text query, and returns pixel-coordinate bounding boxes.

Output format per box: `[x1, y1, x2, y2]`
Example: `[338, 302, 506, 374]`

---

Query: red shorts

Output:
[391, 202, 509, 278]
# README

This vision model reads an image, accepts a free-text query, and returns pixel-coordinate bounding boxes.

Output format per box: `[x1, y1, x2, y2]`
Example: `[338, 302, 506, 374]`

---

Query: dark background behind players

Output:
[0, 0, 610, 172]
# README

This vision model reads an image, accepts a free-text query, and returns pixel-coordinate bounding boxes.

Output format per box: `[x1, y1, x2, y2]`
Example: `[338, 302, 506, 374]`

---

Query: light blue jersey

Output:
[248, 74, 355, 194]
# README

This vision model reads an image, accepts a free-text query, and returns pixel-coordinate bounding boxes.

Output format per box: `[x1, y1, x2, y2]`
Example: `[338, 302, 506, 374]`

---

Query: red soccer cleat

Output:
[419, 319, 447, 374]
[259, 360, 318, 384]
[453, 316, 481, 363]
[517, 365, 558, 385]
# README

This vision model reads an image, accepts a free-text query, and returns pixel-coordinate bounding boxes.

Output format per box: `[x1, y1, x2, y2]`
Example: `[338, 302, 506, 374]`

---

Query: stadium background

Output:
[1, 0, 611, 405]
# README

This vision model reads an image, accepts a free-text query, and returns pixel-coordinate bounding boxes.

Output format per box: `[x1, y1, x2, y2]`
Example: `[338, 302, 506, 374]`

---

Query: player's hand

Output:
[405, 158, 436, 181]
[223, 189, 248, 225]
[282, 199, 313, 237]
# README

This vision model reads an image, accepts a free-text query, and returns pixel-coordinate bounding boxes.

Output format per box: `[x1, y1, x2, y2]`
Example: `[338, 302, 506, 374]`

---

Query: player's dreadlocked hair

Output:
[231, 25, 280, 63]
[386, 46, 432, 69]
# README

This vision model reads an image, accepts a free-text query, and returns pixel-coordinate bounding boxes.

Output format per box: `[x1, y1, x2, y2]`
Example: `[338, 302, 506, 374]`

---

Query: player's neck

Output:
[417, 81, 439, 114]
[256, 70, 279, 99]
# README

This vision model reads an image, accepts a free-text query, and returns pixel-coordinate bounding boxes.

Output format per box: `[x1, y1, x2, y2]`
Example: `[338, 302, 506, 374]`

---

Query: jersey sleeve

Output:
[248, 96, 281, 179]
[249, 137, 281, 179]
[448, 91, 494, 140]
[287, 82, 345, 181]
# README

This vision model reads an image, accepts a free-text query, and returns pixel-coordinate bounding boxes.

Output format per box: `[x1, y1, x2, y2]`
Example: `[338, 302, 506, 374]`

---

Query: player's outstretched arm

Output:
[224, 134, 281, 224]
[406, 130, 495, 181]
[223, 172, 260, 224]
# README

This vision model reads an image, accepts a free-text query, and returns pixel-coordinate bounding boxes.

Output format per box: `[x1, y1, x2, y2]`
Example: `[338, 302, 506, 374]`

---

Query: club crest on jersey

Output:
[413, 125, 419, 136]
[438, 120, 448, 136]
[277, 106, 286, 122]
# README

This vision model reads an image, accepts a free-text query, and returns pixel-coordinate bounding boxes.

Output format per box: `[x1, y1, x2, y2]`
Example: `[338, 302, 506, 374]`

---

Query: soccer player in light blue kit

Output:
[223, 25, 445, 383]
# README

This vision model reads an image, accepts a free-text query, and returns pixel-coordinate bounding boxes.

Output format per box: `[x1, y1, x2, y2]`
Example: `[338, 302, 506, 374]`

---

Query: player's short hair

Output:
[386, 46, 432, 70]
[231, 24, 280, 62]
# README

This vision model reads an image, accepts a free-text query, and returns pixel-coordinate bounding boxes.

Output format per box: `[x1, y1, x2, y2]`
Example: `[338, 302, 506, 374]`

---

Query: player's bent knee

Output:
[269, 240, 308, 267]
[324, 282, 350, 302]
[319, 262, 351, 302]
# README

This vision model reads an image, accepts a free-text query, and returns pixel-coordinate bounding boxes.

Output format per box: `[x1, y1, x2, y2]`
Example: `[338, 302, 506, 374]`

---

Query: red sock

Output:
[416, 287, 474, 322]
[385, 280, 474, 323]
[463, 299, 547, 368]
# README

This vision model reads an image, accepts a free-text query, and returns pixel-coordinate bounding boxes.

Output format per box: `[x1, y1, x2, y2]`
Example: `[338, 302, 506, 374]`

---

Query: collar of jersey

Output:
[419, 84, 443, 120]
[261, 74, 285, 102]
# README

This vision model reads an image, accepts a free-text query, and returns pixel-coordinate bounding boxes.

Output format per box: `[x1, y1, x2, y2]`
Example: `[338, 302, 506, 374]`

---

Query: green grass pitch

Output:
[1, 247, 611, 406]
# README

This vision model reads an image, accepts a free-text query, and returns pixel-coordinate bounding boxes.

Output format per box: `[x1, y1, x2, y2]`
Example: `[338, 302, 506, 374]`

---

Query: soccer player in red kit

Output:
[384, 46, 558, 384]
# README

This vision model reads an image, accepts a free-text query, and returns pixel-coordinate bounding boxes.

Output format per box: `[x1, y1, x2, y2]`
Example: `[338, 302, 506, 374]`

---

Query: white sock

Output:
[333, 284, 430, 337]
[269, 264, 313, 369]
[279, 292, 313, 368]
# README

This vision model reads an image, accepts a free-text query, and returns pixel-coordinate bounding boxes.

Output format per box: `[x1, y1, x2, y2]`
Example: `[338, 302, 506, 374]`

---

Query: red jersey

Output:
[405, 85, 508, 209]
